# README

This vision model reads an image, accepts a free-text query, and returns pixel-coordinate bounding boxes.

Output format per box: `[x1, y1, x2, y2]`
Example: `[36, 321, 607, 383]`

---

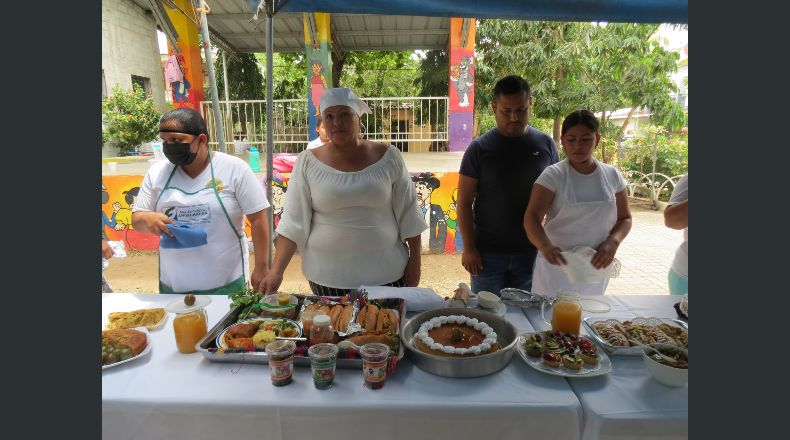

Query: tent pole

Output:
[194, 1, 227, 153]
[265, 3, 274, 268]
[222, 51, 232, 148]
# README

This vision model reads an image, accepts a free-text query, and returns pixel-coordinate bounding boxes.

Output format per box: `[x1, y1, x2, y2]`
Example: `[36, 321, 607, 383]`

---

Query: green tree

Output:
[338, 51, 420, 97]
[476, 20, 592, 143]
[621, 124, 688, 178]
[101, 85, 161, 156]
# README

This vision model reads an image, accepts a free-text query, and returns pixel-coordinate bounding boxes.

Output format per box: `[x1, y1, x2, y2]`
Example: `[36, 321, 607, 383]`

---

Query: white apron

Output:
[154, 150, 248, 295]
[532, 160, 617, 296]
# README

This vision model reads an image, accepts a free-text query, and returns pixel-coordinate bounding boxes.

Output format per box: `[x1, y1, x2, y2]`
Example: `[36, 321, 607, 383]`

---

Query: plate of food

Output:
[582, 317, 688, 355]
[216, 317, 302, 350]
[105, 308, 168, 331]
[102, 327, 151, 370]
[516, 331, 612, 378]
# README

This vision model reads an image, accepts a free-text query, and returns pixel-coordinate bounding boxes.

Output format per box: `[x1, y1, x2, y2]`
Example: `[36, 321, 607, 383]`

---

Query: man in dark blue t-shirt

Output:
[457, 75, 559, 294]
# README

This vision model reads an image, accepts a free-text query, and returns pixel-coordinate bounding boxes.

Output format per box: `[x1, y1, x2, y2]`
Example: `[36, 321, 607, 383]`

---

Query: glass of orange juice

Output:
[167, 295, 212, 354]
[541, 291, 582, 335]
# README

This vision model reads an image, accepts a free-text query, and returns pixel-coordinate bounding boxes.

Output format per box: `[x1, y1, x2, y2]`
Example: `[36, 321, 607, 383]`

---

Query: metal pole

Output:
[222, 51, 232, 150]
[194, 1, 227, 153]
[265, 2, 274, 268]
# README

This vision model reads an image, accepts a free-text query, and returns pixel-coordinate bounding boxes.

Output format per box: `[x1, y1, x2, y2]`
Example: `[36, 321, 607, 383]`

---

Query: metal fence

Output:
[201, 97, 449, 154]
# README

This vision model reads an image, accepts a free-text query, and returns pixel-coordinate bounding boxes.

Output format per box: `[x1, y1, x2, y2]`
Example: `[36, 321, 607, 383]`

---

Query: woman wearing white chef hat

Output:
[524, 110, 632, 296]
[261, 88, 428, 296]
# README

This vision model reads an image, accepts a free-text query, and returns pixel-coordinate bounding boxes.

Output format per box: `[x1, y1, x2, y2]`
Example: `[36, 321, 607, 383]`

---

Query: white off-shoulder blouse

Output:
[276, 145, 428, 289]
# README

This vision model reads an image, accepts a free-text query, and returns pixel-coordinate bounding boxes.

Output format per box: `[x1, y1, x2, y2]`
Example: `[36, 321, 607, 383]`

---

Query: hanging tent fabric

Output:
[274, 0, 688, 24]
[232, 0, 688, 268]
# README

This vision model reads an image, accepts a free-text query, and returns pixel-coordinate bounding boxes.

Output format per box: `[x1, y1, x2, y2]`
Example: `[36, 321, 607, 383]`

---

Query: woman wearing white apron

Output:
[132, 108, 271, 295]
[524, 110, 632, 296]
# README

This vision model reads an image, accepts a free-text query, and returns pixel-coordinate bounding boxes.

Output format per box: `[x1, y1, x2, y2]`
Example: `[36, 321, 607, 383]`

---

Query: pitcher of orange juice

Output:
[541, 291, 582, 335]
[166, 295, 212, 353]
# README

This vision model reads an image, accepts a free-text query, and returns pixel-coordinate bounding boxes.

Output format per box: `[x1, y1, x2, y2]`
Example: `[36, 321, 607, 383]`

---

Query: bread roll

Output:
[365, 304, 379, 331]
[376, 308, 398, 333]
[344, 330, 398, 348]
[337, 305, 354, 332]
[329, 305, 344, 328]
[317, 304, 332, 316]
[356, 306, 368, 326]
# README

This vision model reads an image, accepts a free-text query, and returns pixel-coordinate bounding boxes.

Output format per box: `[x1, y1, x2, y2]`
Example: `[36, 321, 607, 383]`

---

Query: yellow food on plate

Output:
[252, 330, 277, 349]
[107, 308, 166, 330]
[276, 293, 292, 306]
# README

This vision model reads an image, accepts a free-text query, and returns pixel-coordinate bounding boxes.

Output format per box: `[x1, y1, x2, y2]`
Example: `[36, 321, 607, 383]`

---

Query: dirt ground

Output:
[104, 251, 469, 298]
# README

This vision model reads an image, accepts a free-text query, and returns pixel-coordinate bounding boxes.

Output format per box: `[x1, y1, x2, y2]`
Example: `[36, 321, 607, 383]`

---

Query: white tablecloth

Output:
[102, 293, 582, 440]
[523, 295, 688, 440]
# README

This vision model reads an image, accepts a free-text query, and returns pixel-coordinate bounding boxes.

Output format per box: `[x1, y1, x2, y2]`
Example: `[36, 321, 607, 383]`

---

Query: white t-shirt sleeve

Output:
[389, 148, 429, 240]
[534, 163, 562, 192]
[275, 152, 313, 250]
[612, 167, 628, 193]
[232, 159, 270, 215]
[132, 163, 170, 213]
[669, 174, 688, 205]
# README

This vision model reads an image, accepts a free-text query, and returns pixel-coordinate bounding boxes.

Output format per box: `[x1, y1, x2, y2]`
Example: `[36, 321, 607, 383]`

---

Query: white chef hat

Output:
[319, 87, 372, 116]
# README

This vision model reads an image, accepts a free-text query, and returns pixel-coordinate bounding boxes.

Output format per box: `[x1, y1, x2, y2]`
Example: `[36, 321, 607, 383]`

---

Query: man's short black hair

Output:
[159, 107, 209, 140]
[493, 75, 531, 100]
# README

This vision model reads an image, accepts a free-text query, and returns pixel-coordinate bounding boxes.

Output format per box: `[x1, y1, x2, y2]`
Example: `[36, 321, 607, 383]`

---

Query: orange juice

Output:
[173, 310, 208, 353]
[551, 301, 582, 335]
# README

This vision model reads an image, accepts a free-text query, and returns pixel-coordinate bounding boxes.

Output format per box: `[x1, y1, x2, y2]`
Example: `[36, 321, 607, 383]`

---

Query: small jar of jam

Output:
[308, 343, 339, 389]
[266, 340, 296, 386]
[360, 343, 390, 390]
[309, 314, 334, 346]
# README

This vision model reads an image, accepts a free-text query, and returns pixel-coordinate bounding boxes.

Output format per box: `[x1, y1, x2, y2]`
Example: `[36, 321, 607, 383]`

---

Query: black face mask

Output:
[163, 140, 197, 166]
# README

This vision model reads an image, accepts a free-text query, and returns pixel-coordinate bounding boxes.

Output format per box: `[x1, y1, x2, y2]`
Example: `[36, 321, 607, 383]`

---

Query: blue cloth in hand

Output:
[160, 223, 208, 249]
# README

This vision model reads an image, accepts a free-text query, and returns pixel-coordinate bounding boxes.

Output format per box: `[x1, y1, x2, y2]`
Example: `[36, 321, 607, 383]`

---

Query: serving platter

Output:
[516, 332, 612, 378]
[582, 317, 689, 356]
[197, 296, 406, 371]
[102, 327, 151, 370]
[103, 308, 168, 331]
[216, 317, 302, 349]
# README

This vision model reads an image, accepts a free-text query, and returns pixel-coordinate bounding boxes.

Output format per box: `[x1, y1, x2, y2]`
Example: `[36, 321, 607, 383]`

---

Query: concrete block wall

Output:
[102, 0, 167, 112]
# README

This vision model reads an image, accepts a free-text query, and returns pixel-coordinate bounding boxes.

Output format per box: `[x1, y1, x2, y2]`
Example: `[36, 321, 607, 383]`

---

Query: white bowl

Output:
[477, 291, 501, 310]
[642, 343, 688, 387]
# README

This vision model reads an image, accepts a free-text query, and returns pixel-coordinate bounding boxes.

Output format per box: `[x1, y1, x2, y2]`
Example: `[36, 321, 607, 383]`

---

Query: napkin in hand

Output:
[360, 285, 447, 312]
[160, 223, 208, 249]
[559, 246, 620, 284]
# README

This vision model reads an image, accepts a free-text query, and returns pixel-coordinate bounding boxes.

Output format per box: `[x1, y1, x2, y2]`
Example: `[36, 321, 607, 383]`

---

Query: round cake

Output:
[414, 315, 500, 357]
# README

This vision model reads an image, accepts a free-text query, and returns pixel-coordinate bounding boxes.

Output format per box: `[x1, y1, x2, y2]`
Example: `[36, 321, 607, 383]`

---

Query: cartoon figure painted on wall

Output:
[310, 61, 329, 116]
[446, 188, 463, 253]
[114, 186, 159, 251]
[449, 56, 474, 108]
[413, 172, 447, 253]
[171, 55, 192, 104]
[102, 184, 121, 239]
[102, 176, 160, 251]
[271, 178, 287, 229]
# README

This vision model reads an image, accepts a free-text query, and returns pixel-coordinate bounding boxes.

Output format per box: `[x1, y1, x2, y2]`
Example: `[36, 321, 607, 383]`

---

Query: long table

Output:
[522, 295, 688, 440]
[102, 293, 582, 440]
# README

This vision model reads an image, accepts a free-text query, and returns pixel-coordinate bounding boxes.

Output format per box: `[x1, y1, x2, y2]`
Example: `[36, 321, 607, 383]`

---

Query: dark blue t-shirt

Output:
[460, 127, 558, 253]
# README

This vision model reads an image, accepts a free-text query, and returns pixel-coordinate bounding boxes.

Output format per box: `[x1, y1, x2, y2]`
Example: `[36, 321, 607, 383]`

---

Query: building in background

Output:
[102, 0, 167, 112]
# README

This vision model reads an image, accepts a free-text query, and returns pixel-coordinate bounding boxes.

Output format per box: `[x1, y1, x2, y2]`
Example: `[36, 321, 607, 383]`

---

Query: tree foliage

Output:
[337, 51, 420, 97]
[475, 20, 686, 163]
[620, 124, 688, 177]
[215, 50, 265, 100]
[101, 85, 161, 156]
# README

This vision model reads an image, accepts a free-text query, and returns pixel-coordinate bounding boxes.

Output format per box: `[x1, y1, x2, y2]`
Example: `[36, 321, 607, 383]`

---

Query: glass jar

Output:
[266, 340, 297, 386]
[166, 295, 212, 354]
[360, 343, 390, 390]
[542, 291, 582, 335]
[309, 314, 334, 346]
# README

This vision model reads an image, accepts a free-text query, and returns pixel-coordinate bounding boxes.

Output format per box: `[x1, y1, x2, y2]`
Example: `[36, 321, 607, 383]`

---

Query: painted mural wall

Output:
[102, 170, 462, 254]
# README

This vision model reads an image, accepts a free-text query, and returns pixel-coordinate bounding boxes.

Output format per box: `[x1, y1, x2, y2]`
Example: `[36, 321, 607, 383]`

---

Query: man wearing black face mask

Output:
[132, 108, 272, 294]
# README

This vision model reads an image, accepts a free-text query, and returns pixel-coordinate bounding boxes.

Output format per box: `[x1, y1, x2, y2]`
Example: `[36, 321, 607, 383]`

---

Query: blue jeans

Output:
[471, 252, 536, 294]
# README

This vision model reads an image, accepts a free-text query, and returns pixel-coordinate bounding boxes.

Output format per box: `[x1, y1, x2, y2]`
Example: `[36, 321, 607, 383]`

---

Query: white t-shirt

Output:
[668, 174, 688, 279]
[276, 145, 428, 289]
[535, 160, 627, 219]
[134, 151, 270, 291]
[306, 137, 325, 150]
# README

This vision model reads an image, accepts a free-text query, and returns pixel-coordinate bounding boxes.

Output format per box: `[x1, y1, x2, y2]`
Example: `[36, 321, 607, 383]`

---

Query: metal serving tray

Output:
[196, 297, 405, 369]
[582, 316, 689, 356]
